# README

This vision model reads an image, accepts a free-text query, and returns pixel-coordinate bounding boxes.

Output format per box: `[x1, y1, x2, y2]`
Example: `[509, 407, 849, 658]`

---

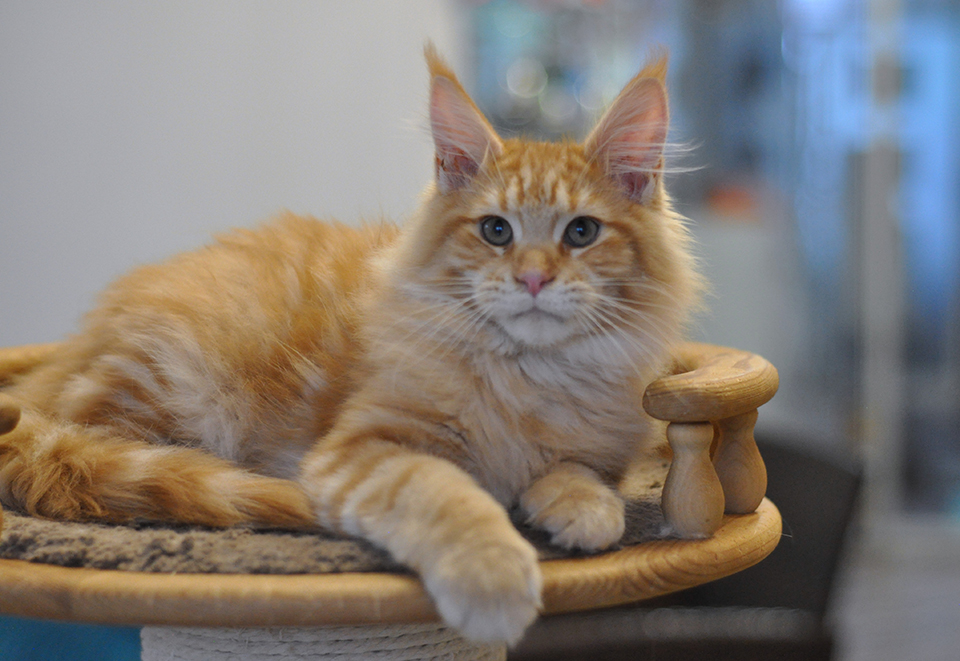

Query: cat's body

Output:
[0, 48, 701, 644]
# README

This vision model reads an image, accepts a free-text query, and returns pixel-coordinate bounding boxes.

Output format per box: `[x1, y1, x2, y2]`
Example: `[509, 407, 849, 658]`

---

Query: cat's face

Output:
[393, 48, 699, 363]
[437, 142, 668, 351]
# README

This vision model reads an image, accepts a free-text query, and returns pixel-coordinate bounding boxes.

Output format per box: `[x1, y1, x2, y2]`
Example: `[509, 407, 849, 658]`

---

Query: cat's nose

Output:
[516, 271, 553, 296]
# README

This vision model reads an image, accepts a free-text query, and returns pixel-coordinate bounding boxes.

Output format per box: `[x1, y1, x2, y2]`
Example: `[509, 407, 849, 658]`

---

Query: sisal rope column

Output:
[140, 623, 506, 661]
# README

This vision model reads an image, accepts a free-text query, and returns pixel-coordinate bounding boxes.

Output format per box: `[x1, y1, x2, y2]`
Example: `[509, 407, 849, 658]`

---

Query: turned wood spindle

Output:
[713, 409, 767, 514]
[662, 422, 725, 539]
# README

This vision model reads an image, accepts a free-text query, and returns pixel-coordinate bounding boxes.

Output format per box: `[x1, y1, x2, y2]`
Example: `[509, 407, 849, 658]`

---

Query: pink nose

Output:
[517, 271, 552, 296]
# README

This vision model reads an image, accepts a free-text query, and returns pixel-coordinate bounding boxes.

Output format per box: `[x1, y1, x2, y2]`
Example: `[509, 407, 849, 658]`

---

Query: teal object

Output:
[0, 617, 139, 661]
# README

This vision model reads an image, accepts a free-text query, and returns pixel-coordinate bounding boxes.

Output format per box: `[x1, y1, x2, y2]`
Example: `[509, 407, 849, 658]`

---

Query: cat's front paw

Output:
[423, 535, 542, 646]
[521, 467, 625, 552]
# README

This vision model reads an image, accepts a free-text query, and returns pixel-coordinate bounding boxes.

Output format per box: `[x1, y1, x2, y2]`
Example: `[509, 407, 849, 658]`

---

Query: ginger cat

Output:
[0, 47, 701, 644]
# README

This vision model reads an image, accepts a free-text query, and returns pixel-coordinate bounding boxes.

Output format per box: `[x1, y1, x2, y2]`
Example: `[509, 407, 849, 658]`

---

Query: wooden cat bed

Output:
[0, 342, 780, 660]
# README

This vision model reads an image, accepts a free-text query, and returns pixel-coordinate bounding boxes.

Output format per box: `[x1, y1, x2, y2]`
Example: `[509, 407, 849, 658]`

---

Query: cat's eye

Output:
[563, 216, 601, 248]
[479, 216, 513, 247]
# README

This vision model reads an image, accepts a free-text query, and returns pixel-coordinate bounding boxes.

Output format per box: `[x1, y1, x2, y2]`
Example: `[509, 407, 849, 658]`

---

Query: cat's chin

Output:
[494, 310, 579, 349]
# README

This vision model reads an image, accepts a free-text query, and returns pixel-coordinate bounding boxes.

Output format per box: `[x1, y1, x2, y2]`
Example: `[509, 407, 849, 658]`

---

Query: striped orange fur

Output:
[0, 47, 702, 644]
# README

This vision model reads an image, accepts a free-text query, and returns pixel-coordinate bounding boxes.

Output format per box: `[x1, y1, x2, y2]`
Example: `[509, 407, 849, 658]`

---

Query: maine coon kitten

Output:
[0, 47, 701, 644]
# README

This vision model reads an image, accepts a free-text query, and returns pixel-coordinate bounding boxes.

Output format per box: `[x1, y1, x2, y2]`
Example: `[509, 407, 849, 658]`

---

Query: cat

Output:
[0, 46, 701, 645]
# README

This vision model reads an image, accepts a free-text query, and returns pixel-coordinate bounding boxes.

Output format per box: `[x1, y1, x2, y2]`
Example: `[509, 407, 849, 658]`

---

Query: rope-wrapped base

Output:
[140, 624, 507, 661]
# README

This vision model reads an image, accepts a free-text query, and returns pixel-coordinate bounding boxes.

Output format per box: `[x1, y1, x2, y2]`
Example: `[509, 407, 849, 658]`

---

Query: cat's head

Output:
[390, 46, 702, 367]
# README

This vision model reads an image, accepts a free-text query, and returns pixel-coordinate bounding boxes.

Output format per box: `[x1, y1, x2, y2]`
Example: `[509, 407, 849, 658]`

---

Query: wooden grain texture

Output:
[0, 499, 780, 627]
[714, 410, 768, 514]
[660, 422, 726, 538]
[643, 343, 779, 422]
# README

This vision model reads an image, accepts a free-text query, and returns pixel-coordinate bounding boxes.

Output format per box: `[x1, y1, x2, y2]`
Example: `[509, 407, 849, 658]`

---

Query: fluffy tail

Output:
[0, 394, 314, 528]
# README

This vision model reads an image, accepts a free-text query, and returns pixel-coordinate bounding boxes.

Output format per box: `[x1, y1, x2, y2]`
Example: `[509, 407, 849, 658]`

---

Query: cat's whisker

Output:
[595, 275, 680, 293]
[588, 312, 669, 379]
[601, 321, 673, 373]
[395, 302, 479, 353]
[592, 277, 688, 314]
[382, 290, 493, 370]
[586, 300, 674, 364]
[594, 292, 680, 316]
[379, 308, 478, 366]
[426, 308, 491, 364]
[575, 307, 647, 375]
[595, 297, 674, 342]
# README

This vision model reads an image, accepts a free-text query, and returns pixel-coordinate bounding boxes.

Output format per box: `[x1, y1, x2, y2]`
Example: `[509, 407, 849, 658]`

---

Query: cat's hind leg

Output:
[520, 461, 625, 552]
[0, 406, 314, 528]
[300, 437, 542, 645]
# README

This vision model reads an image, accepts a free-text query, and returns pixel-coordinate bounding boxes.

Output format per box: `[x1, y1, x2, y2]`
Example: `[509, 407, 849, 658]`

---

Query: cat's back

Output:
[14, 214, 399, 473]
[127, 213, 395, 317]
[83, 213, 399, 362]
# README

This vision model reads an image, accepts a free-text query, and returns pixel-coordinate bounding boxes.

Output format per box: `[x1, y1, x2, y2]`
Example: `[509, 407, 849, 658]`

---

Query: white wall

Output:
[0, 1, 459, 346]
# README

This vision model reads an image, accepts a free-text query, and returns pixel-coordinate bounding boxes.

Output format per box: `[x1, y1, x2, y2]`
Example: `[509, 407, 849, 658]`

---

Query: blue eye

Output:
[479, 216, 513, 247]
[563, 216, 601, 248]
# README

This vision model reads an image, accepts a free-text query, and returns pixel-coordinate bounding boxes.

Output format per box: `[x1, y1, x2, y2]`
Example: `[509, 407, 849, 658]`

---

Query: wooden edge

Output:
[0, 499, 780, 628]
[0, 343, 60, 385]
[541, 497, 781, 613]
[0, 342, 781, 623]
[642, 342, 780, 422]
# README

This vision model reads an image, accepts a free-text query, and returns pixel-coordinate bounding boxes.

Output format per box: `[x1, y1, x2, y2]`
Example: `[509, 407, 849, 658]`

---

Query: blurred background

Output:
[1, 1, 958, 659]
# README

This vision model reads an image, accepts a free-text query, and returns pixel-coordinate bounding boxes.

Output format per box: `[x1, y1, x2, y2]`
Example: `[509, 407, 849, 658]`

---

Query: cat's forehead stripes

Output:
[489, 142, 591, 214]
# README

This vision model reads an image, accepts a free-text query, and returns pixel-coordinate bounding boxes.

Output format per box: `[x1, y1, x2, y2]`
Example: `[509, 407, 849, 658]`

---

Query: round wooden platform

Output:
[0, 340, 781, 638]
[0, 499, 780, 628]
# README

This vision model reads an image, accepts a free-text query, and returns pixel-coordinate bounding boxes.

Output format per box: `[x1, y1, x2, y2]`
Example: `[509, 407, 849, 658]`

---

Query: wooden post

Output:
[713, 410, 767, 514]
[661, 422, 725, 538]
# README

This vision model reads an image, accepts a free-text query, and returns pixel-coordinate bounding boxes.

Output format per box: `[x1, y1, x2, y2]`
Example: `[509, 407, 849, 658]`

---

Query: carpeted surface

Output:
[0, 458, 671, 575]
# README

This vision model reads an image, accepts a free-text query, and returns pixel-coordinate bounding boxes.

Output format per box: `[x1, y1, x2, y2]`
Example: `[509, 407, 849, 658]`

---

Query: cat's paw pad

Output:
[424, 537, 542, 646]
[521, 478, 625, 552]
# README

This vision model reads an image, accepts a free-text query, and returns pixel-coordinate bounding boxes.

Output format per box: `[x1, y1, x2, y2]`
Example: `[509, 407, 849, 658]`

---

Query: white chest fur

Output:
[452, 344, 656, 504]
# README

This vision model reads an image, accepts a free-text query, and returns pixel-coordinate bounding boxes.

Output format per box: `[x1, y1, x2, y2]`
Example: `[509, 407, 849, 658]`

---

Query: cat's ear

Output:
[584, 55, 669, 205]
[426, 44, 502, 193]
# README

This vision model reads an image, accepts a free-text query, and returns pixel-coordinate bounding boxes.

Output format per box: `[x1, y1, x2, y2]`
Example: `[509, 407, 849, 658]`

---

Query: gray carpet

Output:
[0, 459, 671, 574]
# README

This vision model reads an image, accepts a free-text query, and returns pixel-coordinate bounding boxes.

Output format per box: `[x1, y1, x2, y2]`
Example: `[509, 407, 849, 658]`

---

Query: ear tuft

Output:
[584, 54, 670, 205]
[424, 42, 460, 84]
[639, 48, 669, 85]
[425, 43, 502, 193]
